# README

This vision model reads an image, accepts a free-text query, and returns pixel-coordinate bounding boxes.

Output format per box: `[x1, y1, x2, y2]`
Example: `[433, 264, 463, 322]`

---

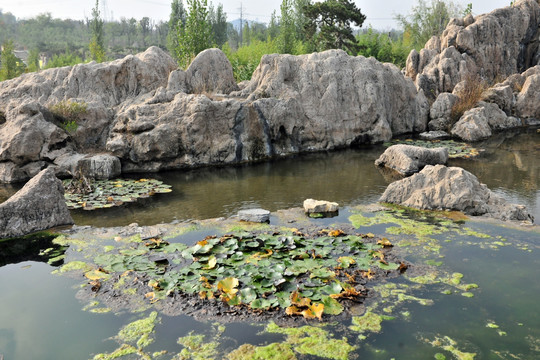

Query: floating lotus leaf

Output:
[63, 178, 173, 210]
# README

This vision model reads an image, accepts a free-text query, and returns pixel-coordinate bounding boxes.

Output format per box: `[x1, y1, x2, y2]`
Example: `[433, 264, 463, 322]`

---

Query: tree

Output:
[395, 0, 462, 50]
[209, 3, 228, 48]
[303, 0, 366, 54]
[268, 11, 279, 40]
[277, 0, 295, 54]
[89, 0, 106, 62]
[26, 48, 40, 72]
[176, 0, 214, 68]
[0, 40, 26, 81]
[167, 0, 186, 60]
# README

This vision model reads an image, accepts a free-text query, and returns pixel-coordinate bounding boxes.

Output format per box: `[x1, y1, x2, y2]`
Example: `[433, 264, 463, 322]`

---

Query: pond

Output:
[0, 128, 539, 359]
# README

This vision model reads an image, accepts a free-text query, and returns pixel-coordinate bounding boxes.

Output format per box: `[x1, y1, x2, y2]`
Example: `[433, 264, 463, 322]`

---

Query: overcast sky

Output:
[1, 0, 512, 30]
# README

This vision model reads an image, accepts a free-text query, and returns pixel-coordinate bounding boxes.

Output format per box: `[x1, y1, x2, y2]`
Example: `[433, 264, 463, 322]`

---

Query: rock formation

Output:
[0, 167, 74, 238]
[0, 47, 429, 183]
[407, 0, 540, 140]
[406, 0, 540, 100]
[375, 144, 448, 176]
[379, 165, 533, 222]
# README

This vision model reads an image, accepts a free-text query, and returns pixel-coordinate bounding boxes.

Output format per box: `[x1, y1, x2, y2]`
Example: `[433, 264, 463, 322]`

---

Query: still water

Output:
[0, 128, 539, 359]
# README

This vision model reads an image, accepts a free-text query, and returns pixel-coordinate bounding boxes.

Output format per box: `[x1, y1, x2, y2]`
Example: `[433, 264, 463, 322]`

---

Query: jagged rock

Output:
[451, 107, 493, 141]
[481, 84, 514, 115]
[480, 102, 521, 130]
[379, 165, 533, 222]
[1, 48, 430, 180]
[238, 209, 271, 223]
[0, 167, 74, 238]
[516, 72, 540, 120]
[406, 0, 540, 98]
[428, 92, 458, 131]
[375, 144, 449, 176]
[303, 199, 339, 214]
[451, 103, 521, 141]
[75, 154, 121, 180]
[236, 50, 429, 141]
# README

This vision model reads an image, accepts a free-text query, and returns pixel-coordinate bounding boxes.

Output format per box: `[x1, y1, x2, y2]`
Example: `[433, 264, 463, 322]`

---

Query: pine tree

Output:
[303, 0, 366, 54]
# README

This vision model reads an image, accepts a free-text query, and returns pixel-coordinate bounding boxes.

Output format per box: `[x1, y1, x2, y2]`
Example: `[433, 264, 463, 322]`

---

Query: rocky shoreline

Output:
[1, 1, 540, 184]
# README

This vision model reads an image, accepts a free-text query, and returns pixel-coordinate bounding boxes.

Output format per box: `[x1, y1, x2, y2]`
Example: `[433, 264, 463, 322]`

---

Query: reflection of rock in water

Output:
[0, 233, 67, 267]
[375, 165, 405, 184]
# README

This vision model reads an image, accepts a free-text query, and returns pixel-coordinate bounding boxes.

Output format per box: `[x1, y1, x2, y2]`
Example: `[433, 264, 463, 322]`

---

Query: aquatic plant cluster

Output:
[63, 178, 172, 210]
[87, 229, 403, 319]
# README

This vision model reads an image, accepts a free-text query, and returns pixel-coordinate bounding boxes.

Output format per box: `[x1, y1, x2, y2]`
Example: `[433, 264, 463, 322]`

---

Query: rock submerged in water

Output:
[0, 167, 74, 239]
[238, 209, 271, 223]
[375, 144, 449, 176]
[303, 199, 339, 215]
[379, 165, 533, 222]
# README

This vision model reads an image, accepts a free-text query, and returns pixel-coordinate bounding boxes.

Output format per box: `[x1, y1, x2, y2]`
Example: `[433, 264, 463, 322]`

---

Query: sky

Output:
[0, 0, 513, 30]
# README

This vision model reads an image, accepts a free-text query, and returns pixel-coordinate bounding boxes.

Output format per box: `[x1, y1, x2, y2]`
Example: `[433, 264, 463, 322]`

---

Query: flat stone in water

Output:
[418, 131, 451, 140]
[238, 209, 271, 223]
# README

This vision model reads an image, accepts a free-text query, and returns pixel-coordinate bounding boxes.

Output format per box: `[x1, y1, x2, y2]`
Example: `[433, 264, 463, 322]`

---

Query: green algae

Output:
[349, 311, 386, 334]
[53, 260, 93, 274]
[265, 322, 355, 360]
[177, 333, 220, 360]
[118, 311, 158, 349]
[92, 344, 138, 360]
[226, 343, 297, 360]
[423, 335, 477, 360]
[461, 292, 474, 298]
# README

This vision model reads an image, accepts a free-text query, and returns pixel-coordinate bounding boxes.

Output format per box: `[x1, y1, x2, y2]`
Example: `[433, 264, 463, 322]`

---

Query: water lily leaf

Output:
[204, 256, 217, 270]
[309, 267, 335, 279]
[240, 288, 257, 304]
[377, 261, 400, 270]
[321, 282, 342, 295]
[217, 277, 239, 301]
[321, 295, 344, 315]
[337, 256, 355, 269]
[250, 298, 273, 310]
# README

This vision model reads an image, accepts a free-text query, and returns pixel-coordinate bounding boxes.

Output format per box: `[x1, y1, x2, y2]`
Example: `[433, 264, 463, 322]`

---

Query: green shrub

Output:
[49, 100, 88, 133]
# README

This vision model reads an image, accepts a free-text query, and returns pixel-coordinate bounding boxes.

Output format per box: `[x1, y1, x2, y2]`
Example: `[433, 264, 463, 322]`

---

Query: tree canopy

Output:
[303, 0, 366, 54]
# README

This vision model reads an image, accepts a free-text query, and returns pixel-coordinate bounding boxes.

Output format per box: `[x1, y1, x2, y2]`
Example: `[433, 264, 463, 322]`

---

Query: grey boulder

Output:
[238, 209, 271, 223]
[375, 144, 449, 176]
[379, 165, 533, 222]
[0, 167, 73, 239]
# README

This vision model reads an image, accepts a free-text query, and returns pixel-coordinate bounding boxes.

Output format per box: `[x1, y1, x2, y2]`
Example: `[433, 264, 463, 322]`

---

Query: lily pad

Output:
[63, 178, 172, 210]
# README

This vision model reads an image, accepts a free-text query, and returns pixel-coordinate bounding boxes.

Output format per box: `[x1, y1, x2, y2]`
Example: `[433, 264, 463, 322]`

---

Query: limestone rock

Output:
[185, 48, 239, 94]
[236, 50, 429, 143]
[407, 0, 540, 97]
[375, 144, 449, 176]
[481, 84, 514, 115]
[418, 131, 451, 140]
[0, 167, 74, 238]
[429, 92, 458, 131]
[303, 199, 339, 214]
[451, 107, 492, 141]
[238, 209, 271, 223]
[379, 165, 533, 222]
[75, 154, 121, 180]
[516, 72, 540, 119]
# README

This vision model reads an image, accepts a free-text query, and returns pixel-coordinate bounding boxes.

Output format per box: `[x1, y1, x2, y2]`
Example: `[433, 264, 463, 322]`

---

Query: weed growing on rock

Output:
[48, 99, 88, 133]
